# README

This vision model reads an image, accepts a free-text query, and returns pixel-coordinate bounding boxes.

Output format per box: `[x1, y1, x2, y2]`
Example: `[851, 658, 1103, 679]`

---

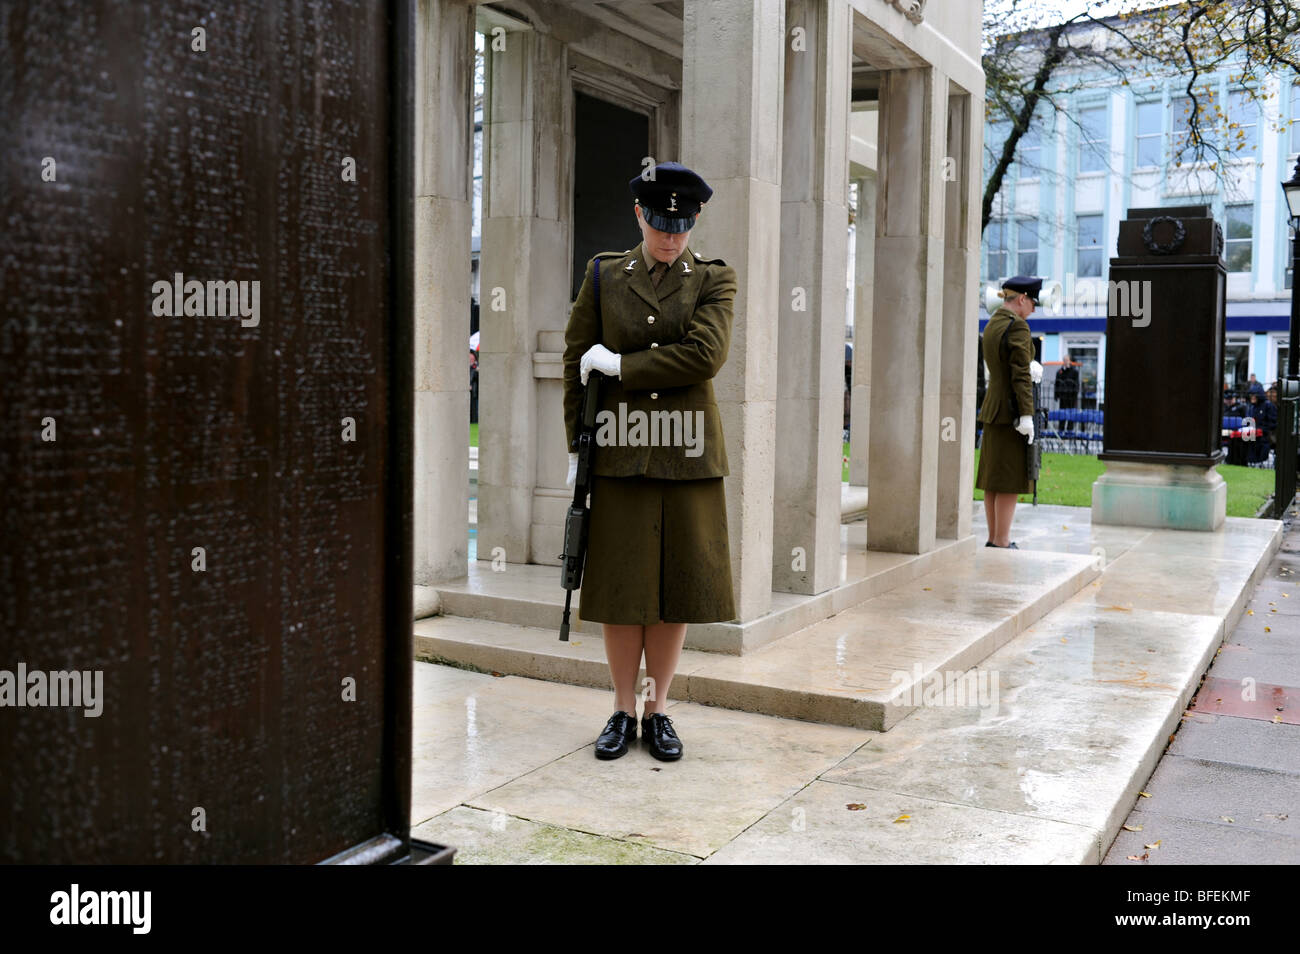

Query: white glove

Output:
[580, 343, 621, 385]
[1014, 414, 1034, 443]
[566, 452, 578, 488]
[1029, 360, 1043, 384]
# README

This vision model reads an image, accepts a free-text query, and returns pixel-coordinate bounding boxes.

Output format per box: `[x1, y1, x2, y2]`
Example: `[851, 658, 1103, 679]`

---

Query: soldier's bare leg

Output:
[983, 492, 997, 543]
[993, 492, 1017, 547]
[602, 623, 645, 714]
[641, 621, 687, 715]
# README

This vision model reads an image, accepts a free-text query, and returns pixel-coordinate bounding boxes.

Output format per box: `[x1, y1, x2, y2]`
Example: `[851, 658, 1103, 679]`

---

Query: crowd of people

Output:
[1222, 373, 1279, 465]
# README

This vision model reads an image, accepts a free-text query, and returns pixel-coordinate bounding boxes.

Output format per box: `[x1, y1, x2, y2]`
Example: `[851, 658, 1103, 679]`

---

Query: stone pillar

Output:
[773, 0, 851, 594]
[850, 172, 875, 487]
[867, 66, 947, 553]
[681, 0, 784, 621]
[414, 0, 476, 584]
[478, 25, 570, 567]
[936, 88, 978, 541]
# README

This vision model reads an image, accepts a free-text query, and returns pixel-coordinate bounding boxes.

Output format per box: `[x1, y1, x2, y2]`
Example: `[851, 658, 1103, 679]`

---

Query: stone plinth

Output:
[1092, 460, 1226, 532]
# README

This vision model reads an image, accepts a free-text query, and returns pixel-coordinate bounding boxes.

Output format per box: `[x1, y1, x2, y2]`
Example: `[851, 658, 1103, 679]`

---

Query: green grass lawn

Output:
[472, 432, 1275, 516]
[840, 443, 1274, 518]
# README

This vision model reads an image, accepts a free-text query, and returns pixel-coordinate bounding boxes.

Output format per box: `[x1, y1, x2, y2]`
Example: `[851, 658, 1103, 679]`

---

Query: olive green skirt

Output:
[579, 474, 737, 625]
[976, 422, 1031, 494]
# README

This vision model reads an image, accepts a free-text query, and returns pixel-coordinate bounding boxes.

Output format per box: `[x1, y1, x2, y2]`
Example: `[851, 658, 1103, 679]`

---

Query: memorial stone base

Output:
[1091, 460, 1226, 532]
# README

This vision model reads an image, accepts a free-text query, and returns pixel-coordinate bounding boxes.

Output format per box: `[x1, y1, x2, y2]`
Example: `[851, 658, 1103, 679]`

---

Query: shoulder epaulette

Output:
[593, 250, 626, 260]
[690, 248, 727, 266]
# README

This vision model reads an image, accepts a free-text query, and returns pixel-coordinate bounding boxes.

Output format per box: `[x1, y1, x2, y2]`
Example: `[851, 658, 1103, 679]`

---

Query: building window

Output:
[1224, 334, 1252, 394]
[1063, 337, 1102, 408]
[1227, 89, 1258, 158]
[1076, 214, 1104, 278]
[1079, 106, 1107, 173]
[1170, 94, 1204, 161]
[1017, 219, 1038, 275]
[986, 122, 1010, 178]
[1272, 334, 1289, 384]
[1286, 233, 1295, 291]
[986, 220, 1008, 281]
[1225, 204, 1253, 273]
[1292, 83, 1300, 155]
[1134, 100, 1162, 168]
[1018, 124, 1041, 179]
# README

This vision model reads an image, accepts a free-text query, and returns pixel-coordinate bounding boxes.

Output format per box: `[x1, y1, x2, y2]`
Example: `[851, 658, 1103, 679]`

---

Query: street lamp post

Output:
[1283, 156, 1300, 379]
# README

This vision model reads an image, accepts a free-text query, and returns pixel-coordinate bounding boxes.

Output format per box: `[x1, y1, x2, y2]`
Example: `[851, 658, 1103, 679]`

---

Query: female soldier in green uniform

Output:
[562, 162, 737, 762]
[976, 276, 1044, 549]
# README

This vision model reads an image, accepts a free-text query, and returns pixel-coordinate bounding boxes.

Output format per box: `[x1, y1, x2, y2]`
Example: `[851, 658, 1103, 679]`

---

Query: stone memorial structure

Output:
[1093, 205, 1228, 530]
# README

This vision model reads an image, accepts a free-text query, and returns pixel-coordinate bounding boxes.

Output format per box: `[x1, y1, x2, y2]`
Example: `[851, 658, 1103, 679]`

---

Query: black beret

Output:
[629, 161, 713, 233]
[1001, 275, 1044, 302]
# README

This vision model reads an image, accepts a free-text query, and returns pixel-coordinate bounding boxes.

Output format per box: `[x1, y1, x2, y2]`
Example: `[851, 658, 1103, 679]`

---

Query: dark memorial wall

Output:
[0, 1, 414, 862]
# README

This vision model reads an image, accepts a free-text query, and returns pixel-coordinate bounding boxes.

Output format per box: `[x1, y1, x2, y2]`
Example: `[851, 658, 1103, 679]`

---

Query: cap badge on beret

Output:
[630, 162, 713, 233]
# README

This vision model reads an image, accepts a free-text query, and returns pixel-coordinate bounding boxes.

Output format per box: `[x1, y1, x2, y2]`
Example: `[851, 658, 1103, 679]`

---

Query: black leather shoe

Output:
[641, 712, 683, 761]
[594, 710, 637, 760]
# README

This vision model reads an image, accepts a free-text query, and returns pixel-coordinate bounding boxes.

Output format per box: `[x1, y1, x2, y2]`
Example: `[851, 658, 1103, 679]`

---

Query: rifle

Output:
[558, 255, 606, 642]
[558, 369, 602, 641]
[1029, 378, 1043, 504]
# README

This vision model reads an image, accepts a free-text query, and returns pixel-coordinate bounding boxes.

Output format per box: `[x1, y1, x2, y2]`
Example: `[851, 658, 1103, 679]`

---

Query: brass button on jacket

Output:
[564, 245, 737, 479]
[978, 305, 1034, 425]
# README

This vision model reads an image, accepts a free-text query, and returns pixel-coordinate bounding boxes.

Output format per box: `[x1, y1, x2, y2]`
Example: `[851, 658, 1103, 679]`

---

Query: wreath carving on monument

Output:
[1141, 215, 1187, 255]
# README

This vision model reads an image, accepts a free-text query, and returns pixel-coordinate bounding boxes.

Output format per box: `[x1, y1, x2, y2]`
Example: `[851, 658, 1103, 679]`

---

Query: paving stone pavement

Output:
[1102, 505, 1300, 865]
[410, 502, 1286, 864]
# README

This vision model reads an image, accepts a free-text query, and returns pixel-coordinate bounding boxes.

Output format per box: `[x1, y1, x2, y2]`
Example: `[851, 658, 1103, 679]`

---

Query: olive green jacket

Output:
[978, 305, 1035, 425]
[563, 244, 737, 479]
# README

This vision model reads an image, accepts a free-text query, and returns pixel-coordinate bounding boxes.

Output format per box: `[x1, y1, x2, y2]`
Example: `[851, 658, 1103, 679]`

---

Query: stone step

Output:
[421, 526, 975, 654]
[414, 546, 1101, 731]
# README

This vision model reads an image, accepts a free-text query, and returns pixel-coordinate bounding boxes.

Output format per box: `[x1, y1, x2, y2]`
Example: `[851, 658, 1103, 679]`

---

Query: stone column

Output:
[850, 172, 875, 487]
[477, 25, 570, 567]
[867, 66, 947, 553]
[414, 0, 476, 584]
[773, 0, 851, 595]
[936, 88, 978, 541]
[681, 0, 784, 621]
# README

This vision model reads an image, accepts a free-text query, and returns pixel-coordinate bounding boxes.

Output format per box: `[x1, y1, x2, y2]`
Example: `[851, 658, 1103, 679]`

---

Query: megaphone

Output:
[982, 279, 1063, 314]
[983, 284, 1003, 314]
[1040, 280, 1063, 313]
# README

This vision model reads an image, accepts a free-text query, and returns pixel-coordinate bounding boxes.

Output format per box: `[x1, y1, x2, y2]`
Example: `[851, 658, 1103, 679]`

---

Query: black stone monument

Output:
[1, 0, 432, 863]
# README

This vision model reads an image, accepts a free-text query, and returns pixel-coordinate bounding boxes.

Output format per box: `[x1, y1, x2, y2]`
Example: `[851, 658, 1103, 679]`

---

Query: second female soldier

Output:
[562, 161, 737, 762]
[976, 275, 1044, 548]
